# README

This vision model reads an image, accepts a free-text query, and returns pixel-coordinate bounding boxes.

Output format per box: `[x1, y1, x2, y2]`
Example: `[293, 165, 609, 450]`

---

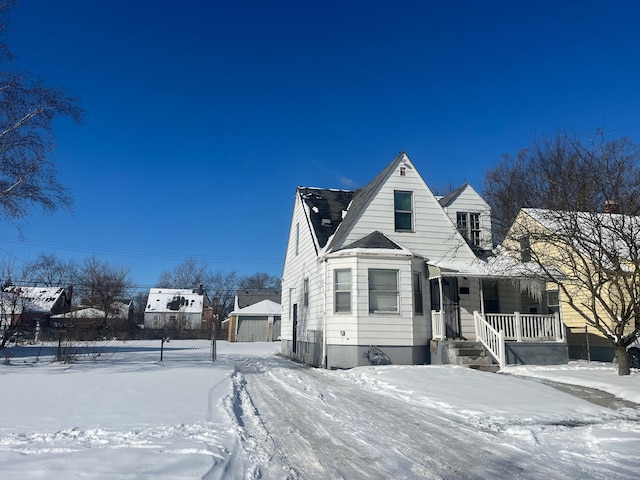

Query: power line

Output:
[0, 235, 283, 265]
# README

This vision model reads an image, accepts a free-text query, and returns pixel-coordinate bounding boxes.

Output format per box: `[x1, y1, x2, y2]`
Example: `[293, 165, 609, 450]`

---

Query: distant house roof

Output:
[51, 307, 108, 319]
[235, 290, 281, 309]
[2, 286, 67, 313]
[231, 299, 281, 316]
[145, 288, 203, 314]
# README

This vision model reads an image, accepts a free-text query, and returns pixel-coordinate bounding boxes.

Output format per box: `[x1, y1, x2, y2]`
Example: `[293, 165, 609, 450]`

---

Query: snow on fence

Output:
[1, 337, 216, 364]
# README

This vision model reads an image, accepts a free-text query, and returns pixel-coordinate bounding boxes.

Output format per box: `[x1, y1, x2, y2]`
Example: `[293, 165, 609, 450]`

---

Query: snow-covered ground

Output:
[1, 341, 639, 479]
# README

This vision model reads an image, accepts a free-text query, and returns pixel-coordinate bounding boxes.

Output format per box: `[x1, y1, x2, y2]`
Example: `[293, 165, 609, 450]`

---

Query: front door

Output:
[442, 277, 461, 338]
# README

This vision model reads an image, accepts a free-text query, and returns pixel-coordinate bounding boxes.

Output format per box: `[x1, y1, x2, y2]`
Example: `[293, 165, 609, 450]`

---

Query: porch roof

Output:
[428, 249, 559, 280]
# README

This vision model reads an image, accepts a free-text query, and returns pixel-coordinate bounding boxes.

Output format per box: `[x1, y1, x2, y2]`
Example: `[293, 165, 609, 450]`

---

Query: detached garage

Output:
[228, 299, 281, 342]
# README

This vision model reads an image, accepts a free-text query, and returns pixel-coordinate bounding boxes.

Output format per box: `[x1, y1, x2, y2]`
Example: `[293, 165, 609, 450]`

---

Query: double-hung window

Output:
[457, 212, 481, 247]
[394, 191, 413, 231]
[369, 269, 399, 313]
[334, 269, 351, 313]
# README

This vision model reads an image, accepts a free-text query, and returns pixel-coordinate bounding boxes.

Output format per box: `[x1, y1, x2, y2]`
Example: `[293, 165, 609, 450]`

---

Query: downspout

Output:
[321, 257, 327, 368]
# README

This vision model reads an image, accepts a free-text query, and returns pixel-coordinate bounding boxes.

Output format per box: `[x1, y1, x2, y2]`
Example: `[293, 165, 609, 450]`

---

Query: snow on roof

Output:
[51, 307, 108, 319]
[2, 286, 66, 313]
[231, 299, 281, 316]
[522, 208, 640, 260]
[145, 288, 203, 314]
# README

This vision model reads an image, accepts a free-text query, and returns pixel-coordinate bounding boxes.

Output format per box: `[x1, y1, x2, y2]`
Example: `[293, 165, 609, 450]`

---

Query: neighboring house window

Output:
[547, 289, 559, 314]
[295, 222, 300, 255]
[413, 272, 423, 315]
[520, 236, 531, 262]
[334, 269, 351, 313]
[457, 212, 481, 246]
[394, 191, 413, 231]
[303, 278, 309, 307]
[369, 269, 399, 313]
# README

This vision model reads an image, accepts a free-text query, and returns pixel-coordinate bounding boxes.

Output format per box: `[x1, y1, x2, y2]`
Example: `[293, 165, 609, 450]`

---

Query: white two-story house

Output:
[281, 153, 567, 369]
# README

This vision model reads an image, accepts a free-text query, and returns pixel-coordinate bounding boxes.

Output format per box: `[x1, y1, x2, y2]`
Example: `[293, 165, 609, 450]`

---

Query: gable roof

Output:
[235, 290, 281, 309]
[231, 299, 281, 316]
[145, 288, 203, 314]
[438, 183, 469, 208]
[325, 152, 407, 252]
[520, 208, 640, 259]
[298, 187, 354, 248]
[2, 286, 67, 313]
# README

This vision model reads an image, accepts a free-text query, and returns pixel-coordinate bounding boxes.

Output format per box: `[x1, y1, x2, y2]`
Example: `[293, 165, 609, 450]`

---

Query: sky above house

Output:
[1, 0, 639, 292]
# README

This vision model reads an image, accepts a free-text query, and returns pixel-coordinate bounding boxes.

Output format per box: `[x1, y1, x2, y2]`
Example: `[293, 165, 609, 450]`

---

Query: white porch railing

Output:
[431, 310, 445, 340]
[473, 311, 505, 369]
[484, 312, 564, 342]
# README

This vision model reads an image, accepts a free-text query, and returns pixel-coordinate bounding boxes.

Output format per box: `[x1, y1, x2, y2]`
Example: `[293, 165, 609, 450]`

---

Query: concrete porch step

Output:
[446, 340, 499, 373]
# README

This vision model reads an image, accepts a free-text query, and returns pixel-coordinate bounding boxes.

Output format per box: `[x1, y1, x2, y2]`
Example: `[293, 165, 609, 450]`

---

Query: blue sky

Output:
[1, 0, 639, 292]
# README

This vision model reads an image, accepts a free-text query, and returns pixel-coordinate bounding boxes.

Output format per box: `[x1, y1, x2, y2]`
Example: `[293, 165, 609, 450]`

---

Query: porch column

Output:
[515, 312, 523, 342]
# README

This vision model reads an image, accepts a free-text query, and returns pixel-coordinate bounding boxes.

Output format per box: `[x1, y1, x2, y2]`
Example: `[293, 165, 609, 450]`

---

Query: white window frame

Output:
[368, 269, 399, 314]
[334, 269, 351, 313]
[457, 212, 482, 247]
[394, 191, 413, 232]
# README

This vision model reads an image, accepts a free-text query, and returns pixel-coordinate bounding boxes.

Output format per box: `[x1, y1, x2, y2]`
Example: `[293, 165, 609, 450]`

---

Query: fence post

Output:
[211, 326, 216, 362]
[515, 312, 523, 342]
[585, 325, 591, 362]
[160, 337, 165, 362]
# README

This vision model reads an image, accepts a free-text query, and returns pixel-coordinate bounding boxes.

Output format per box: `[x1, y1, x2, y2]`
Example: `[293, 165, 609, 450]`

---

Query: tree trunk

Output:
[616, 344, 630, 376]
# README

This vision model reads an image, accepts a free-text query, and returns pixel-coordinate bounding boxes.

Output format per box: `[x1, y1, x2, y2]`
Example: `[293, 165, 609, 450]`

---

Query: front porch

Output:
[432, 310, 568, 368]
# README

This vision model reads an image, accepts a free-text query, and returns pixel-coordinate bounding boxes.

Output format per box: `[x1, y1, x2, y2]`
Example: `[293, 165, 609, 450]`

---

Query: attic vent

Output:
[400, 166, 406, 176]
[321, 218, 332, 227]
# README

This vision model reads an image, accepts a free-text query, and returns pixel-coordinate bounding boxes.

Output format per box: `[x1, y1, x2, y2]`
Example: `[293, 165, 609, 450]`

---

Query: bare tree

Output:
[209, 270, 239, 330]
[76, 256, 133, 318]
[21, 253, 77, 287]
[238, 272, 281, 291]
[483, 130, 640, 243]
[485, 131, 640, 375]
[157, 257, 212, 291]
[0, 2, 82, 224]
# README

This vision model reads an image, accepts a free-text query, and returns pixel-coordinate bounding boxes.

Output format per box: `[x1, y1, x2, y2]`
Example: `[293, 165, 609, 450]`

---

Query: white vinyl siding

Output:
[442, 185, 492, 250]
[337, 162, 478, 264]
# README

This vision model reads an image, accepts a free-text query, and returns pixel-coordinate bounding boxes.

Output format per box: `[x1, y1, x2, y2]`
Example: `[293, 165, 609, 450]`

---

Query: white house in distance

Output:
[144, 288, 204, 330]
[281, 152, 568, 369]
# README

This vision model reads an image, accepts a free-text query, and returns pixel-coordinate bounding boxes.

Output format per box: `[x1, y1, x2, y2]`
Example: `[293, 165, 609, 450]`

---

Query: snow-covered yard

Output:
[0, 341, 639, 479]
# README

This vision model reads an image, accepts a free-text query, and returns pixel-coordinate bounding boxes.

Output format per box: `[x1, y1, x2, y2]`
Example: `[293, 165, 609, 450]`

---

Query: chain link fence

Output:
[1, 327, 216, 364]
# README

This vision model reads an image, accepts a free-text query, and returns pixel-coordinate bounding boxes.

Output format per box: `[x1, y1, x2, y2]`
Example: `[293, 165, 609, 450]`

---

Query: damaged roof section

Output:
[298, 187, 354, 248]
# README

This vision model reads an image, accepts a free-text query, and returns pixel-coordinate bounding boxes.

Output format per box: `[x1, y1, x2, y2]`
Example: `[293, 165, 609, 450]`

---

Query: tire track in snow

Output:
[228, 354, 629, 480]
[227, 357, 301, 480]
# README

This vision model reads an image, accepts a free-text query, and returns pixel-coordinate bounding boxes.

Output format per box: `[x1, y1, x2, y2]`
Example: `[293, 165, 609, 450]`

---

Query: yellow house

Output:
[504, 208, 640, 361]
